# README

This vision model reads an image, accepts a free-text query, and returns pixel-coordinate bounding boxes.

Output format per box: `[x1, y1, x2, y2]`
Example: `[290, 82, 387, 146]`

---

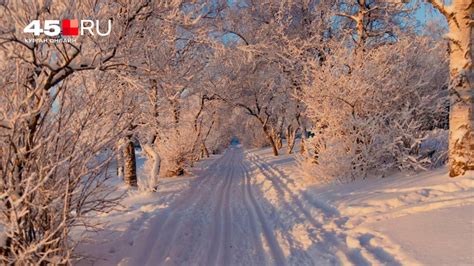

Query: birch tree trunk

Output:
[116, 141, 124, 179]
[142, 144, 161, 190]
[116, 151, 124, 179]
[447, 0, 473, 177]
[428, 0, 473, 176]
[124, 138, 138, 187]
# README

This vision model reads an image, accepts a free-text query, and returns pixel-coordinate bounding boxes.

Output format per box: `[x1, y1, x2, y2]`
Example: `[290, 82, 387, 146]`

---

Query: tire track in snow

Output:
[130, 151, 232, 265]
[158, 173, 227, 265]
[157, 152, 235, 265]
[172, 151, 238, 265]
[221, 157, 234, 265]
[241, 156, 287, 265]
[130, 148, 379, 266]
[207, 151, 235, 266]
[238, 160, 267, 265]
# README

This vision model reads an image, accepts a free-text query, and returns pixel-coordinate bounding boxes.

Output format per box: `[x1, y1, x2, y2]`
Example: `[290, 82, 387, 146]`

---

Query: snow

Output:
[372, 205, 474, 265]
[76, 143, 474, 265]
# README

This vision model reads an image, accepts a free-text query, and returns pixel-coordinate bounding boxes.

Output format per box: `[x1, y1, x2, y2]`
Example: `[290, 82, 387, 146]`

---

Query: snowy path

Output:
[124, 147, 287, 265]
[76, 144, 474, 265]
[102, 146, 409, 266]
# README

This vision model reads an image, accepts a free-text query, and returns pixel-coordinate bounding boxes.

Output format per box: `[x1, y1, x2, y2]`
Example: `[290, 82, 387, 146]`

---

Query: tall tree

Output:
[426, 0, 473, 177]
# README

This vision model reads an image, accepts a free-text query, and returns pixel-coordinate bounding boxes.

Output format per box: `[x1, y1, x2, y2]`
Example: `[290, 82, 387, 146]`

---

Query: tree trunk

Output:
[286, 125, 299, 154]
[142, 144, 160, 189]
[116, 151, 124, 179]
[201, 143, 209, 158]
[124, 138, 137, 187]
[116, 141, 124, 179]
[273, 121, 284, 150]
[443, 0, 473, 177]
[263, 126, 279, 156]
[172, 99, 181, 137]
[355, 3, 366, 55]
[300, 127, 307, 155]
[275, 129, 283, 150]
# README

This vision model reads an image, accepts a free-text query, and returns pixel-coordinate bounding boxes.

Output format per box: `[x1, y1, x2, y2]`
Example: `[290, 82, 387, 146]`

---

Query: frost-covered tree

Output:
[301, 36, 448, 182]
[425, 0, 473, 177]
[0, 66, 129, 263]
[130, 17, 216, 184]
[0, 0, 190, 262]
[211, 0, 328, 155]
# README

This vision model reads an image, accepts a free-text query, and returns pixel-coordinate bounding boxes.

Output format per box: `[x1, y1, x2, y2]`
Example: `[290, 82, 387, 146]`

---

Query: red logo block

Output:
[62, 20, 78, 36]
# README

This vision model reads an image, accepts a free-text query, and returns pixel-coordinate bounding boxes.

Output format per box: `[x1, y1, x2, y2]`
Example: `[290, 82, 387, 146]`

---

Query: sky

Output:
[415, 1, 448, 30]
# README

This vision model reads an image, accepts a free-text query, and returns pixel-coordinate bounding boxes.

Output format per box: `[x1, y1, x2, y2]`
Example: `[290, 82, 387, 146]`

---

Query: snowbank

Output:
[248, 144, 474, 265]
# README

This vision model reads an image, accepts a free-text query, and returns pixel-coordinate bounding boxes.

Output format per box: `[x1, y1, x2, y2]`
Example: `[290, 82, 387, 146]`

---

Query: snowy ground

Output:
[77, 144, 474, 266]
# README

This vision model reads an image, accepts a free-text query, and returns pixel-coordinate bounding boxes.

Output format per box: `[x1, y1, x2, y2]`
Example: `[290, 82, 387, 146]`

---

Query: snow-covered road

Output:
[126, 146, 287, 265]
[78, 145, 473, 266]
[115, 147, 405, 266]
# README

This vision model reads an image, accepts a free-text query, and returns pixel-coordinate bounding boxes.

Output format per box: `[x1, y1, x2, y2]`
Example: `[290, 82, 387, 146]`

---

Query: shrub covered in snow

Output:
[301, 37, 448, 182]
